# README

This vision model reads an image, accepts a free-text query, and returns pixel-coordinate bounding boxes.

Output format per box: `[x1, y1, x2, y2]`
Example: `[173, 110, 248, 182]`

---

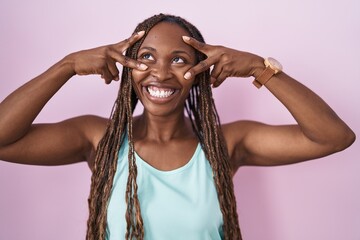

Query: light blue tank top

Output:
[106, 137, 224, 240]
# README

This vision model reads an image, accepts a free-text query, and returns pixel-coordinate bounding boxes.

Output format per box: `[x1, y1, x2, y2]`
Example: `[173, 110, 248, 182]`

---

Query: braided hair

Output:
[86, 13, 242, 240]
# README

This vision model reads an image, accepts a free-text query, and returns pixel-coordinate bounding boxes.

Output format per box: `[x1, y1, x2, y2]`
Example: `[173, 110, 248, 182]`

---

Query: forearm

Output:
[0, 57, 75, 146]
[260, 71, 355, 149]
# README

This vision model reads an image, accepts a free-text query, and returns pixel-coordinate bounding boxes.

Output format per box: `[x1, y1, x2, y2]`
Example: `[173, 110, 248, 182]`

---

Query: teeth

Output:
[147, 86, 175, 98]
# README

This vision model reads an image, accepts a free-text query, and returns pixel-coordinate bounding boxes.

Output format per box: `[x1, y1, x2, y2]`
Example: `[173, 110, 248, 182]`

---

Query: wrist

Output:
[252, 57, 283, 89]
[60, 54, 77, 77]
[250, 56, 266, 79]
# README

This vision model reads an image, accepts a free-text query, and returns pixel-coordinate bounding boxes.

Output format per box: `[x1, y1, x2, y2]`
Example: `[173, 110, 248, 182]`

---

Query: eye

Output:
[141, 53, 154, 61]
[172, 57, 185, 64]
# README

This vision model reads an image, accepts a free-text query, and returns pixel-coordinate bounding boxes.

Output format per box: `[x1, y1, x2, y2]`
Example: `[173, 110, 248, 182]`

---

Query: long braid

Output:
[86, 71, 130, 239]
[177, 15, 242, 239]
[197, 80, 241, 239]
[86, 13, 242, 240]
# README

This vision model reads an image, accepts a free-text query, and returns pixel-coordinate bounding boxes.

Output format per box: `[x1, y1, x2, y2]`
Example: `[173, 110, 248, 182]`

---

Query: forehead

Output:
[140, 22, 194, 54]
[147, 21, 190, 37]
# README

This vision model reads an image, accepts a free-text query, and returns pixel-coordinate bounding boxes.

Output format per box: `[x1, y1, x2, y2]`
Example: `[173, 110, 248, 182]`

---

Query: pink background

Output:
[0, 0, 359, 239]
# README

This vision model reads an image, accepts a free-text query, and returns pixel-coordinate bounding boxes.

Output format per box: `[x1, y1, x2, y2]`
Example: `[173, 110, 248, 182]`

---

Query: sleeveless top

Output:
[106, 137, 224, 239]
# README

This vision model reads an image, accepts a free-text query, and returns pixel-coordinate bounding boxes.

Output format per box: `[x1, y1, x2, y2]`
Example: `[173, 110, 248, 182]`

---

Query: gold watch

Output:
[253, 57, 283, 88]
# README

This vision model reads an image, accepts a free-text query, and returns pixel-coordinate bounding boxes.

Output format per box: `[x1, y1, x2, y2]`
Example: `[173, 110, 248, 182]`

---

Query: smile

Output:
[147, 86, 175, 98]
[145, 85, 176, 99]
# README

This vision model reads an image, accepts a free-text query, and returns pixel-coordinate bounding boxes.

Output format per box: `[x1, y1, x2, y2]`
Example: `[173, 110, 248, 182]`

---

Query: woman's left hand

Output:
[182, 36, 263, 87]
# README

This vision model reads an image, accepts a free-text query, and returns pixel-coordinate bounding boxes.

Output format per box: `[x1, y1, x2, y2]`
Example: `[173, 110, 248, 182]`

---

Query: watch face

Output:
[267, 57, 283, 72]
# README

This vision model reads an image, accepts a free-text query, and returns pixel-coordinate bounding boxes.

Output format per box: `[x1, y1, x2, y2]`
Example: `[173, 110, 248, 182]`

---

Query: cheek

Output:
[173, 67, 195, 86]
[132, 66, 195, 90]
[131, 70, 148, 98]
[177, 72, 195, 89]
[131, 69, 148, 83]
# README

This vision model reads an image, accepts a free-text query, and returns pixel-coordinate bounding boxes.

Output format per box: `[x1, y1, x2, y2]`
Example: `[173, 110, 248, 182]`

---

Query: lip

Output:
[141, 82, 180, 104]
[142, 81, 180, 89]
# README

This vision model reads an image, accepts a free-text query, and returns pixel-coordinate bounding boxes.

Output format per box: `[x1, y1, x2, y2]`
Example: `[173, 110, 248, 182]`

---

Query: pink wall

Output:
[0, 0, 359, 239]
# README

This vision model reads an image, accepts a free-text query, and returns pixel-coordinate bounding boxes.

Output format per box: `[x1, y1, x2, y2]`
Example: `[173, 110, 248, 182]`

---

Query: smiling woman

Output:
[132, 21, 197, 117]
[90, 15, 242, 239]
[0, 13, 355, 240]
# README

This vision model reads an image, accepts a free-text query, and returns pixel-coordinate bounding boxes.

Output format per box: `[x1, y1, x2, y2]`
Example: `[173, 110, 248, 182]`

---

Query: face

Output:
[131, 21, 197, 117]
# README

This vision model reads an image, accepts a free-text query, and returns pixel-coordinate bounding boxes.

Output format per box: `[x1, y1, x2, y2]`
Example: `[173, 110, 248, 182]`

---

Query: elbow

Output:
[332, 128, 356, 152]
[344, 128, 356, 149]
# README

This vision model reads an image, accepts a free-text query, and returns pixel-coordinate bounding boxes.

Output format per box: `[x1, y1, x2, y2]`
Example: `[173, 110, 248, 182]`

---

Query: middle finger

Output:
[184, 57, 215, 80]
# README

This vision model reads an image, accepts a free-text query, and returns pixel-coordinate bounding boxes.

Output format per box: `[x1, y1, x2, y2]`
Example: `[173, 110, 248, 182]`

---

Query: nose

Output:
[150, 61, 172, 81]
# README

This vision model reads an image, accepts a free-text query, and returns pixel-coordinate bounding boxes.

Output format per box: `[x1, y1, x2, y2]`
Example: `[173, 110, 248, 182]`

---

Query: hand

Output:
[182, 36, 264, 87]
[66, 31, 148, 84]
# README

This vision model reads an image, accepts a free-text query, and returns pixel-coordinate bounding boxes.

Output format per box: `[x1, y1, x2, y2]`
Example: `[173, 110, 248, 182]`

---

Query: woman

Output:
[0, 13, 355, 240]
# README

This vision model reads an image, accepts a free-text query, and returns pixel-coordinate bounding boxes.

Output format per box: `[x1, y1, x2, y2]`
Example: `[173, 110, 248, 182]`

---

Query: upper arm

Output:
[222, 120, 342, 170]
[0, 115, 107, 167]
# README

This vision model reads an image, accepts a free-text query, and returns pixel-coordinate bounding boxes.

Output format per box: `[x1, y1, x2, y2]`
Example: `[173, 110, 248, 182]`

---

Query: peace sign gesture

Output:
[67, 31, 148, 84]
[182, 36, 264, 87]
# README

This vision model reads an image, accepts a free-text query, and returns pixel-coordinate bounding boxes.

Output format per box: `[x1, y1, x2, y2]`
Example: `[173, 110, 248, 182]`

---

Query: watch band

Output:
[252, 66, 276, 89]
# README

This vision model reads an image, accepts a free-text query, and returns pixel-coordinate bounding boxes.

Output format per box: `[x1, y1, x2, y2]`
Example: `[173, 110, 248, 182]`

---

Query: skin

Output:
[131, 22, 199, 171]
[0, 22, 355, 175]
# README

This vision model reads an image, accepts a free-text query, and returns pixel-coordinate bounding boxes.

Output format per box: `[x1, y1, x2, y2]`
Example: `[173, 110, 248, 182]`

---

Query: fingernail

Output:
[137, 30, 145, 36]
[184, 72, 191, 80]
[138, 63, 148, 70]
[182, 36, 190, 41]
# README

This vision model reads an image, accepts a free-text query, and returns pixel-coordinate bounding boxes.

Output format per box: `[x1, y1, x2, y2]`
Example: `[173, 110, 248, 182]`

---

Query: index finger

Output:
[109, 50, 148, 71]
[183, 58, 214, 80]
[113, 30, 146, 53]
[110, 31, 148, 70]
[182, 36, 215, 80]
[182, 36, 209, 52]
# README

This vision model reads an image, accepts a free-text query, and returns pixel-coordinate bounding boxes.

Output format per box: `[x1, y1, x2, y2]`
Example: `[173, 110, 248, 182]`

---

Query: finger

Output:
[210, 64, 223, 84]
[184, 58, 215, 80]
[110, 31, 147, 71]
[107, 61, 120, 81]
[212, 72, 228, 88]
[109, 49, 148, 71]
[116, 30, 145, 51]
[182, 36, 210, 53]
[101, 67, 114, 84]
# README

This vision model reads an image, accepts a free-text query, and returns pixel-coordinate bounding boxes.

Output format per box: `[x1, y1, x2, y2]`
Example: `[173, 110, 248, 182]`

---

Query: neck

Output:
[133, 110, 194, 142]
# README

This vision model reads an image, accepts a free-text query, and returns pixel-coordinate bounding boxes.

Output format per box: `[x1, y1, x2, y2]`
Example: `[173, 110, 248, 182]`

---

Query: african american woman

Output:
[0, 14, 355, 240]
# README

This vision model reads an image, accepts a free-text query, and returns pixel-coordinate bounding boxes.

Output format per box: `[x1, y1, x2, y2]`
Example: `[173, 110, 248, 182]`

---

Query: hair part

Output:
[86, 13, 242, 240]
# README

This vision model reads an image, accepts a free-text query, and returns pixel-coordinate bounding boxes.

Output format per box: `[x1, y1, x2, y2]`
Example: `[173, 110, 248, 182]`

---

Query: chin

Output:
[141, 102, 185, 118]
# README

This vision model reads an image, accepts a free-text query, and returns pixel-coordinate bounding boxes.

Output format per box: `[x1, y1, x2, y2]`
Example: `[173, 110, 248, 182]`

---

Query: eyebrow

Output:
[139, 46, 193, 58]
[140, 46, 156, 52]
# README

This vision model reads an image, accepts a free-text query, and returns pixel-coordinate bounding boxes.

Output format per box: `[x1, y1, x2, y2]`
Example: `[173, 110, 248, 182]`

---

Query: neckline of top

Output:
[134, 143, 201, 175]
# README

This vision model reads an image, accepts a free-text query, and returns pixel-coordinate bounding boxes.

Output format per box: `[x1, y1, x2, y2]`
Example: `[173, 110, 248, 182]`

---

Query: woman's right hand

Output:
[0, 31, 148, 166]
[65, 30, 148, 84]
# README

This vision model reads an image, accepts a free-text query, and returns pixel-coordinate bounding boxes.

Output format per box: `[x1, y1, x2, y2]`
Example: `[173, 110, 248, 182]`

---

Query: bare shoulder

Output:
[72, 115, 109, 146]
[221, 120, 265, 172]
[71, 115, 108, 168]
[58, 114, 109, 147]
[221, 120, 262, 146]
